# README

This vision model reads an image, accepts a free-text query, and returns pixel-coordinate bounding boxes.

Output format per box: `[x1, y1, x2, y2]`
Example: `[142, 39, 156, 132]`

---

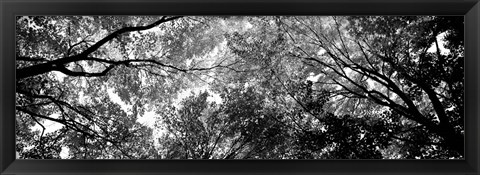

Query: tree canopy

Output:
[16, 16, 464, 159]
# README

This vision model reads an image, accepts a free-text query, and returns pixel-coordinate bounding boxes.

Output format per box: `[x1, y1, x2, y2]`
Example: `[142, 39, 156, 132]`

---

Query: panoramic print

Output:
[16, 16, 464, 159]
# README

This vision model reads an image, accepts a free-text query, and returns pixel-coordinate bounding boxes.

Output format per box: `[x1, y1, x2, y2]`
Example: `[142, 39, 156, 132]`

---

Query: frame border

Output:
[1, 0, 479, 175]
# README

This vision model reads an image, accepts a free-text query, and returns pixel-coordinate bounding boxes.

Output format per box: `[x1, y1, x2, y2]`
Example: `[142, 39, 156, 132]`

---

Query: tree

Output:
[275, 16, 464, 157]
[157, 87, 293, 159]
[15, 16, 231, 158]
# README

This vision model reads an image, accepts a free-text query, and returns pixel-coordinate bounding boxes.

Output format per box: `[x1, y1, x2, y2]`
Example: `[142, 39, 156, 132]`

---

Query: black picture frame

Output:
[1, 0, 479, 175]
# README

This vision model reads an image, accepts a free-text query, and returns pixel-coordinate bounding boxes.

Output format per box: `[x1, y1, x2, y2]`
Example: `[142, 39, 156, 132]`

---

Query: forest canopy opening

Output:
[15, 16, 464, 159]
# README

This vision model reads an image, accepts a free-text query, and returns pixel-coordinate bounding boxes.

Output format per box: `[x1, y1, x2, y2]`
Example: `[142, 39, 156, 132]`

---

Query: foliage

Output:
[15, 16, 464, 159]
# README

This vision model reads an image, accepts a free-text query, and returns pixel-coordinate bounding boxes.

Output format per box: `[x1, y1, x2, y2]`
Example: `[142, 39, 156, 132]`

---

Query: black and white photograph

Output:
[15, 16, 464, 159]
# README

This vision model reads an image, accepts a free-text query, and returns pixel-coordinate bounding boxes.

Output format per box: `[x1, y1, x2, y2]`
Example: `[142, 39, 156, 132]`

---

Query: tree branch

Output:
[16, 16, 183, 79]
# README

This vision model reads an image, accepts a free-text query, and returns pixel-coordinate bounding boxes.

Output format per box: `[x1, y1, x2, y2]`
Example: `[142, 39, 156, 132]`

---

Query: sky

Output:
[426, 32, 450, 55]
